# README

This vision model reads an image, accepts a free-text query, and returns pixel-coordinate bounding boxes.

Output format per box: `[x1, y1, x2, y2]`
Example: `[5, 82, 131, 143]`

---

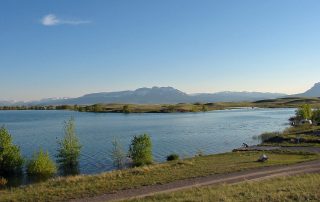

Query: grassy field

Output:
[127, 173, 320, 202]
[0, 151, 318, 201]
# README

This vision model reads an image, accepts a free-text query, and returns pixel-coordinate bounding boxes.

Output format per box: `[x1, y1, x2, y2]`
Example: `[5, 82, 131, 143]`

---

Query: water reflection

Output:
[59, 163, 80, 176]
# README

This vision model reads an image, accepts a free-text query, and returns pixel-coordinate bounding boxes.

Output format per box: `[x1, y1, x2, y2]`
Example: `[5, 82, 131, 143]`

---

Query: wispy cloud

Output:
[41, 14, 91, 26]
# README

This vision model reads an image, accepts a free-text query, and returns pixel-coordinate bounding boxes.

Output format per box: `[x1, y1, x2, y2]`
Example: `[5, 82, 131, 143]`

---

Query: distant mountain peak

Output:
[313, 82, 320, 87]
[292, 82, 320, 98]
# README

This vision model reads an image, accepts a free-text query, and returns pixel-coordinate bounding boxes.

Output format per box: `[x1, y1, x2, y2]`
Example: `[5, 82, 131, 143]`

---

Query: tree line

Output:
[291, 104, 320, 125]
[0, 119, 157, 186]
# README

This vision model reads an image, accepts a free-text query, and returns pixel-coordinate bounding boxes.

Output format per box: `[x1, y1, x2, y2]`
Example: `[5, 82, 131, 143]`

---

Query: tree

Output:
[110, 138, 126, 169]
[312, 108, 320, 124]
[122, 105, 131, 113]
[27, 148, 57, 177]
[0, 126, 24, 174]
[201, 105, 208, 112]
[56, 118, 81, 175]
[128, 134, 153, 167]
[295, 104, 313, 120]
[93, 104, 103, 112]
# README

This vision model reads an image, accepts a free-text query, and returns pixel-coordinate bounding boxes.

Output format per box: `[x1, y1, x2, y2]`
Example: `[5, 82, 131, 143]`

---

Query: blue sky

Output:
[1, 0, 320, 101]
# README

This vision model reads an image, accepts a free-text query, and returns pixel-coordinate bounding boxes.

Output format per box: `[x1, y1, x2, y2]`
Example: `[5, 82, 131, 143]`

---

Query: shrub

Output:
[27, 149, 57, 177]
[110, 138, 126, 169]
[128, 134, 153, 167]
[56, 118, 81, 175]
[0, 126, 24, 174]
[166, 154, 179, 161]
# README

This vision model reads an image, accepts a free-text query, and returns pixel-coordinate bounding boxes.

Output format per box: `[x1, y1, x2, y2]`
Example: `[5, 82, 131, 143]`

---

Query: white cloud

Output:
[41, 14, 91, 26]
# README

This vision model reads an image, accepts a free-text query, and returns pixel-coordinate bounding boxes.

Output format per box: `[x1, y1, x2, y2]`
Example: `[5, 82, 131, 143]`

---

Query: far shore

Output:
[1, 97, 319, 113]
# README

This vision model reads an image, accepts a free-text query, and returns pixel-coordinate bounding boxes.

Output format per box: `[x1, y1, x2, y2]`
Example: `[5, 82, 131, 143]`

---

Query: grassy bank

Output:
[127, 173, 320, 202]
[0, 151, 318, 201]
[259, 125, 320, 147]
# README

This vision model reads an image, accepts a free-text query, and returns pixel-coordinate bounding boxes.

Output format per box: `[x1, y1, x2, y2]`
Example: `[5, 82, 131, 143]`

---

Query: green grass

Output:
[127, 173, 320, 202]
[0, 151, 318, 201]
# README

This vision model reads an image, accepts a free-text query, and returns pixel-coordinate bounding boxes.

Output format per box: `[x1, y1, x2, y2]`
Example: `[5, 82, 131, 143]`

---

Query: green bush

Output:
[166, 154, 179, 161]
[128, 134, 153, 167]
[0, 126, 24, 174]
[27, 149, 57, 177]
[56, 118, 81, 175]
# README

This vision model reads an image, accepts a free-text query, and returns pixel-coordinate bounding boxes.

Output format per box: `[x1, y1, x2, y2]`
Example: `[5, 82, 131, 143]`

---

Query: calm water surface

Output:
[0, 108, 294, 174]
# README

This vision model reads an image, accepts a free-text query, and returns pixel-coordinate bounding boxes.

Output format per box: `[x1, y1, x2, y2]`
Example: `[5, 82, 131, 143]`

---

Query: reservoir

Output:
[0, 108, 294, 174]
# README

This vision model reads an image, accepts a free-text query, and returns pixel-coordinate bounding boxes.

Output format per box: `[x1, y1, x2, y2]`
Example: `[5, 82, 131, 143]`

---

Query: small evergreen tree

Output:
[128, 134, 153, 166]
[0, 126, 23, 174]
[56, 118, 81, 175]
[27, 149, 57, 177]
[110, 137, 126, 169]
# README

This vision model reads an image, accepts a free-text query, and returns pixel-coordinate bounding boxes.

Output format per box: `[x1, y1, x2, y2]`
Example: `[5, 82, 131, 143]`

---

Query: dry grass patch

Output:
[128, 174, 320, 202]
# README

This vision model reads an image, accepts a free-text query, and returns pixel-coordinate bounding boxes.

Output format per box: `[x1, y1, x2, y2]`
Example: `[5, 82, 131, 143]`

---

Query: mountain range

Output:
[1, 82, 320, 106]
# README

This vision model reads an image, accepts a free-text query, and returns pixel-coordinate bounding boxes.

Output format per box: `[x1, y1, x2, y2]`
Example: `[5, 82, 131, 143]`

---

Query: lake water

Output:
[0, 108, 294, 175]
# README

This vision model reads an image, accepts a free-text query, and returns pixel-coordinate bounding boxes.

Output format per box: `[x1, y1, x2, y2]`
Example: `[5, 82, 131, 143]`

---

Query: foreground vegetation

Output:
[0, 119, 83, 186]
[0, 150, 317, 201]
[1, 97, 320, 113]
[127, 173, 320, 202]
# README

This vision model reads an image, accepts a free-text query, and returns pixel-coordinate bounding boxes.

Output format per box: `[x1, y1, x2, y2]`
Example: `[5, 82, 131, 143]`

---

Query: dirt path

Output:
[234, 145, 320, 153]
[71, 159, 320, 202]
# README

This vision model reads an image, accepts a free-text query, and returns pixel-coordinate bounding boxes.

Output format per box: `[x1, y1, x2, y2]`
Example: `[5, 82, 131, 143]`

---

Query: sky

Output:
[1, 0, 320, 101]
